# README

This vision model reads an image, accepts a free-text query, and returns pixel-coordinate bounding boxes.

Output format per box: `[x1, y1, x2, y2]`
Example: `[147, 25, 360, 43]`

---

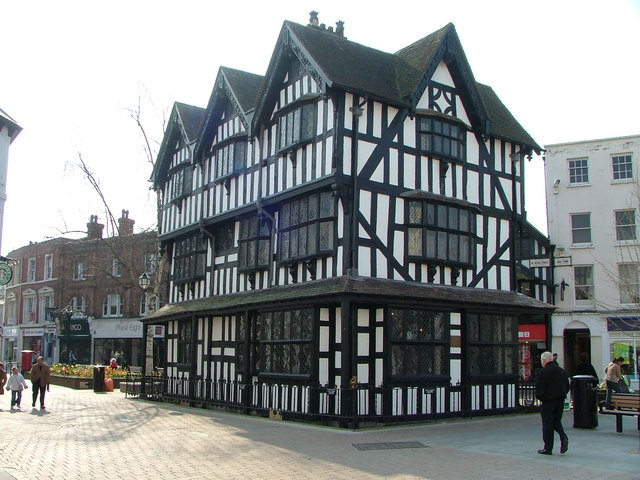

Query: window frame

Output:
[416, 116, 466, 163]
[406, 200, 477, 267]
[618, 263, 640, 305]
[466, 313, 518, 379]
[213, 137, 247, 180]
[44, 254, 53, 280]
[277, 101, 317, 152]
[173, 234, 207, 284]
[615, 209, 636, 242]
[177, 321, 192, 365]
[72, 260, 86, 281]
[570, 213, 592, 245]
[574, 265, 594, 302]
[568, 158, 589, 184]
[103, 293, 124, 318]
[238, 216, 271, 271]
[28, 258, 36, 282]
[388, 307, 450, 383]
[612, 154, 633, 181]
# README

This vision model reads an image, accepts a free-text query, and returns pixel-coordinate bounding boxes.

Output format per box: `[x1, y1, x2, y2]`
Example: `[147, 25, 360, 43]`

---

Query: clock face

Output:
[0, 263, 12, 285]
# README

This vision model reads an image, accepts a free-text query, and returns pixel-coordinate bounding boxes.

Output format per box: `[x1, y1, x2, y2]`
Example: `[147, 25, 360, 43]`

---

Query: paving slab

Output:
[0, 386, 637, 479]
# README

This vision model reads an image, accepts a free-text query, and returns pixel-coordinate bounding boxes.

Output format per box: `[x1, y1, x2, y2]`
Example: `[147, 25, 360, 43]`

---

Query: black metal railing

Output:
[125, 375, 539, 427]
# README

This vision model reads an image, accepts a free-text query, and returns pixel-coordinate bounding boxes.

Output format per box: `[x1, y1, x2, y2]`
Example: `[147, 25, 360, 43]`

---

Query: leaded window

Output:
[417, 117, 465, 162]
[170, 167, 192, 201]
[407, 201, 476, 265]
[279, 192, 335, 262]
[215, 222, 235, 255]
[570, 213, 591, 244]
[173, 234, 207, 283]
[238, 217, 270, 270]
[278, 103, 316, 150]
[214, 140, 246, 178]
[612, 154, 633, 180]
[467, 314, 517, 377]
[389, 308, 449, 378]
[615, 209, 636, 241]
[568, 158, 589, 184]
[177, 321, 192, 365]
[254, 308, 313, 375]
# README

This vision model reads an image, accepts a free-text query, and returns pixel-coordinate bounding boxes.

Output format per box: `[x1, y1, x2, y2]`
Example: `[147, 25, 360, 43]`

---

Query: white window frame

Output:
[618, 263, 640, 305]
[38, 288, 54, 323]
[612, 154, 633, 181]
[568, 158, 589, 185]
[574, 265, 594, 304]
[71, 296, 86, 313]
[615, 209, 637, 243]
[111, 258, 121, 277]
[23, 292, 37, 324]
[73, 261, 86, 281]
[570, 213, 592, 246]
[28, 258, 36, 282]
[103, 293, 123, 317]
[44, 254, 53, 280]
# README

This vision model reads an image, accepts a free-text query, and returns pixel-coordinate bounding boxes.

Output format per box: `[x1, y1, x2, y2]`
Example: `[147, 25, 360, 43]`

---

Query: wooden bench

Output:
[599, 392, 640, 432]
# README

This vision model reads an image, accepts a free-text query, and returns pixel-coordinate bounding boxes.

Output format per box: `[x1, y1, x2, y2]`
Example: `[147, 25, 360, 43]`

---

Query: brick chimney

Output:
[308, 10, 319, 27]
[336, 20, 344, 37]
[118, 210, 135, 236]
[87, 215, 104, 240]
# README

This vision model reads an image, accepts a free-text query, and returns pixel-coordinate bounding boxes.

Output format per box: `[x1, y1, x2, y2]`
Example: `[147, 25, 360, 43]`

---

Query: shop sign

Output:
[607, 316, 640, 332]
[60, 318, 90, 337]
[44, 323, 57, 334]
[23, 328, 44, 337]
[518, 324, 546, 341]
[3, 327, 18, 337]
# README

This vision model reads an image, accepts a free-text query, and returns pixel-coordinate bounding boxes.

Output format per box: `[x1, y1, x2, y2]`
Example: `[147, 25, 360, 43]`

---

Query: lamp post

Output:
[138, 272, 154, 374]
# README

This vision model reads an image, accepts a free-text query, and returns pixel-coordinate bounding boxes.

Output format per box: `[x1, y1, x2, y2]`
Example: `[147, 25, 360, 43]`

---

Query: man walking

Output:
[535, 351, 570, 455]
[30, 356, 51, 410]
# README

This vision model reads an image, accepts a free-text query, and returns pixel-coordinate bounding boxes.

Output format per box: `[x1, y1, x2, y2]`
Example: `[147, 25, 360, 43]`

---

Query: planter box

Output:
[46, 375, 125, 390]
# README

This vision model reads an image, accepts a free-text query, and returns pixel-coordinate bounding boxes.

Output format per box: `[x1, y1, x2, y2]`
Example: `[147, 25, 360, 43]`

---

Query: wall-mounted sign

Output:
[518, 324, 546, 342]
[554, 257, 572, 267]
[0, 263, 12, 285]
[528, 258, 550, 268]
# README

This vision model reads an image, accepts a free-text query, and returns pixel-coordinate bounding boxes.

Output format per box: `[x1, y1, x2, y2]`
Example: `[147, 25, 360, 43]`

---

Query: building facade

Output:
[0, 108, 22, 255]
[147, 15, 554, 425]
[1, 212, 164, 369]
[545, 134, 640, 385]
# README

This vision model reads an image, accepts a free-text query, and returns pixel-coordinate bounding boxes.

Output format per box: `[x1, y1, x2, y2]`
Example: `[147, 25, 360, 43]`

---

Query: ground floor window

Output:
[388, 308, 449, 379]
[467, 314, 518, 377]
[58, 339, 91, 365]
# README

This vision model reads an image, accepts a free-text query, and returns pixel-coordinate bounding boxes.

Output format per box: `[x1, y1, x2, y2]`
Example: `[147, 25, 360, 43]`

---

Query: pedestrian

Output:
[30, 356, 51, 410]
[0, 362, 7, 401]
[60, 347, 70, 364]
[552, 353, 559, 365]
[6, 366, 28, 409]
[109, 358, 118, 369]
[604, 357, 624, 407]
[575, 352, 598, 381]
[68, 350, 77, 364]
[535, 351, 570, 455]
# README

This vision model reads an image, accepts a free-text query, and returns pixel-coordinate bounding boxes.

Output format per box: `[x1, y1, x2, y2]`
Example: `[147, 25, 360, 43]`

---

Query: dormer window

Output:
[278, 103, 316, 150]
[214, 138, 246, 179]
[417, 116, 465, 162]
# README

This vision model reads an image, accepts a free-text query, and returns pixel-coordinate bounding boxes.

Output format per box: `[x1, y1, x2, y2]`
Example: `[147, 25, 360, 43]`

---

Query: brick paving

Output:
[0, 386, 637, 479]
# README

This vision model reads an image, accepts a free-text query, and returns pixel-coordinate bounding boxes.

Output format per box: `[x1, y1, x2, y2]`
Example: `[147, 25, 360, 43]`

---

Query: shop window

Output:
[467, 314, 518, 377]
[389, 308, 449, 379]
[407, 200, 476, 266]
[254, 308, 312, 375]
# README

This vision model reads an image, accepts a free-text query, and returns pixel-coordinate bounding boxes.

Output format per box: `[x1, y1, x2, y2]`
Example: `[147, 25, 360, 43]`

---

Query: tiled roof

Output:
[175, 102, 205, 143]
[144, 276, 553, 322]
[220, 67, 264, 113]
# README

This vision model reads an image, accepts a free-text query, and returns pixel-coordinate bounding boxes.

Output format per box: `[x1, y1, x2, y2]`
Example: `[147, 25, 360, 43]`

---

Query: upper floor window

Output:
[169, 167, 192, 201]
[467, 314, 517, 377]
[568, 158, 589, 184]
[570, 213, 591, 244]
[238, 217, 270, 270]
[279, 192, 335, 263]
[612, 154, 633, 180]
[407, 200, 476, 265]
[23, 294, 36, 324]
[103, 293, 123, 317]
[44, 254, 53, 280]
[574, 265, 594, 301]
[28, 258, 36, 282]
[618, 263, 639, 304]
[389, 308, 449, 379]
[214, 139, 246, 178]
[71, 296, 86, 313]
[417, 117, 465, 162]
[615, 209, 636, 241]
[278, 103, 316, 150]
[38, 290, 54, 323]
[111, 259, 121, 277]
[73, 260, 86, 281]
[145, 252, 158, 274]
[7, 295, 17, 325]
[214, 222, 235, 256]
[173, 234, 206, 284]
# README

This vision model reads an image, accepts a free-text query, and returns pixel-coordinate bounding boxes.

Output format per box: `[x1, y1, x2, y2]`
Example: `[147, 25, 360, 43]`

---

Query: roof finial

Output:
[309, 10, 319, 27]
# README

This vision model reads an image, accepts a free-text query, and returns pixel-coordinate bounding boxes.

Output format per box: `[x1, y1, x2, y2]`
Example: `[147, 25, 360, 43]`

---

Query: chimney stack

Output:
[308, 10, 319, 27]
[118, 209, 135, 236]
[87, 215, 104, 240]
[336, 20, 344, 37]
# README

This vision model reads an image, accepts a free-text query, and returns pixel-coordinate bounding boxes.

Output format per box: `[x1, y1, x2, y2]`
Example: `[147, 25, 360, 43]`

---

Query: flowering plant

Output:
[49, 364, 130, 379]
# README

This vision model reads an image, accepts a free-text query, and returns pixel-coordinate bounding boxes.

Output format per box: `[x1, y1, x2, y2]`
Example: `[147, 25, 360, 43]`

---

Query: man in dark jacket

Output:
[535, 351, 570, 455]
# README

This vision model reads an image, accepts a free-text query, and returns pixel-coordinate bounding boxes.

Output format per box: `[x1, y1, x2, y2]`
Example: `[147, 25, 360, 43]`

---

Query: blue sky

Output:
[1, 0, 639, 253]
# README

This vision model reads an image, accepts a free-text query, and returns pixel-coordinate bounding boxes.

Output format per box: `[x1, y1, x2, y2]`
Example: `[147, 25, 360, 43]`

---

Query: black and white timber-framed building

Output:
[145, 14, 554, 427]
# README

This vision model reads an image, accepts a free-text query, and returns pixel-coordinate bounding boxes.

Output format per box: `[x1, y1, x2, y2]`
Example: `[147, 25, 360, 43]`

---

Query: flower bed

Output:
[43, 364, 129, 390]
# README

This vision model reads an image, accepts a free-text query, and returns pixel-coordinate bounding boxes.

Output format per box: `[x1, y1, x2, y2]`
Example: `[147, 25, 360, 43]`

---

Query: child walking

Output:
[6, 366, 28, 409]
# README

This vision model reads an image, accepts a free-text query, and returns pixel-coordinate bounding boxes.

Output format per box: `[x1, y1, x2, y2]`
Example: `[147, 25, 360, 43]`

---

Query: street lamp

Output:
[138, 272, 154, 374]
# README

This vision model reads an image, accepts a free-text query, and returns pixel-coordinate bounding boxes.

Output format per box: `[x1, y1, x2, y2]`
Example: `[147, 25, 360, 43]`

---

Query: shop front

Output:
[1, 326, 19, 364]
[518, 323, 547, 382]
[57, 314, 91, 364]
[607, 316, 639, 388]
[92, 318, 143, 368]
[21, 327, 44, 364]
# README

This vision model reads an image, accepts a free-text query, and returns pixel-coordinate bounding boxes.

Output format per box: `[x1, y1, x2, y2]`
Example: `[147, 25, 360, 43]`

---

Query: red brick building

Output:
[1, 211, 164, 369]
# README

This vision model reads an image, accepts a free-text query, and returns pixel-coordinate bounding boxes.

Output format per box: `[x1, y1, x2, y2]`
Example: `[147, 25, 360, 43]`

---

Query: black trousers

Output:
[540, 399, 567, 451]
[32, 380, 46, 408]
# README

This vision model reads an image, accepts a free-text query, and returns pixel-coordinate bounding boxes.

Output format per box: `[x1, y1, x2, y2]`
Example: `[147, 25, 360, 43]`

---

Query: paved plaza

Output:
[0, 385, 638, 479]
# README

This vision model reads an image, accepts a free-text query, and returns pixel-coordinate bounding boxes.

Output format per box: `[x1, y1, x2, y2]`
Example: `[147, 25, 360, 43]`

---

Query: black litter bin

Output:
[572, 375, 598, 428]
[93, 366, 105, 392]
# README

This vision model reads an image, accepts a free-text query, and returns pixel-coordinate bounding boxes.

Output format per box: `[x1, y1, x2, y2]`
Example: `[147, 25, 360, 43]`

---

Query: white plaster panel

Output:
[432, 61, 455, 86]
[371, 160, 384, 183]
[376, 194, 389, 245]
[357, 364, 369, 383]
[357, 309, 369, 327]
[466, 134, 479, 166]
[319, 358, 329, 385]
[343, 137, 352, 176]
[358, 140, 376, 175]
[389, 148, 398, 185]
[344, 93, 353, 130]
[320, 325, 329, 352]
[359, 246, 371, 277]
[403, 154, 416, 189]
[450, 312, 461, 326]
[376, 358, 383, 386]
[376, 326, 384, 353]
[335, 353, 341, 369]
[403, 118, 416, 148]
[484, 173, 492, 207]
[373, 102, 382, 138]
[358, 333, 369, 356]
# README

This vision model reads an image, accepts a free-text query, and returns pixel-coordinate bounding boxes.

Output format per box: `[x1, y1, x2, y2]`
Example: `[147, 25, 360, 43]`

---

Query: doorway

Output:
[563, 328, 591, 376]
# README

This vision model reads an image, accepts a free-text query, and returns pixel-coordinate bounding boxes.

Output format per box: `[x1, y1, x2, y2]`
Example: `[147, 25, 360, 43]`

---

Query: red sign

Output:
[518, 324, 546, 342]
